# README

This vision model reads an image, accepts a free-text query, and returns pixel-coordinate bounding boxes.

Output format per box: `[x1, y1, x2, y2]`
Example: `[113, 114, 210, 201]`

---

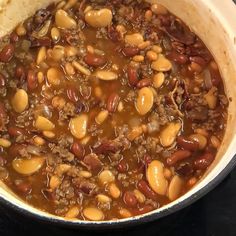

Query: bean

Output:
[55, 164, 71, 176]
[14, 181, 32, 194]
[12, 89, 28, 113]
[65, 206, 79, 219]
[119, 208, 132, 218]
[127, 66, 139, 86]
[27, 70, 38, 90]
[36, 46, 46, 65]
[51, 27, 61, 42]
[160, 122, 182, 147]
[15, 66, 26, 83]
[133, 55, 144, 62]
[176, 136, 199, 151]
[65, 62, 75, 75]
[35, 116, 55, 131]
[211, 135, 221, 149]
[85, 9, 112, 28]
[94, 70, 118, 81]
[37, 72, 44, 84]
[83, 154, 103, 174]
[66, 87, 79, 103]
[189, 134, 207, 150]
[187, 177, 197, 187]
[95, 110, 109, 124]
[167, 150, 192, 166]
[145, 10, 153, 21]
[72, 61, 91, 76]
[0, 138, 11, 148]
[71, 142, 85, 159]
[33, 136, 45, 146]
[137, 180, 157, 200]
[12, 157, 45, 175]
[194, 153, 214, 170]
[107, 93, 120, 113]
[79, 170, 92, 178]
[133, 189, 146, 203]
[55, 9, 77, 29]
[134, 205, 154, 215]
[138, 41, 151, 49]
[168, 51, 188, 64]
[96, 194, 112, 203]
[51, 45, 65, 61]
[136, 78, 152, 88]
[151, 55, 172, 72]
[153, 72, 165, 88]
[47, 67, 63, 86]
[69, 114, 88, 139]
[83, 207, 104, 221]
[108, 182, 121, 199]
[65, 46, 78, 57]
[42, 131, 56, 138]
[8, 126, 24, 137]
[152, 45, 163, 53]
[151, 3, 168, 15]
[16, 24, 26, 36]
[122, 46, 140, 57]
[146, 160, 168, 195]
[125, 33, 144, 47]
[123, 191, 138, 207]
[10, 31, 19, 43]
[0, 73, 5, 87]
[135, 87, 154, 115]
[52, 96, 66, 109]
[189, 62, 203, 73]
[168, 175, 184, 201]
[127, 126, 143, 141]
[204, 87, 218, 109]
[0, 44, 14, 62]
[99, 170, 115, 185]
[84, 53, 107, 67]
[117, 159, 129, 173]
[146, 50, 158, 61]
[49, 175, 61, 190]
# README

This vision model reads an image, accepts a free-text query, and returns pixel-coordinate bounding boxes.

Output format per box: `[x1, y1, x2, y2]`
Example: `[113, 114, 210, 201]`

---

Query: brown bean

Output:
[66, 87, 79, 103]
[127, 66, 139, 86]
[15, 66, 26, 83]
[136, 78, 152, 88]
[30, 37, 52, 48]
[8, 126, 24, 137]
[167, 51, 188, 65]
[71, 142, 85, 159]
[107, 93, 120, 113]
[10, 32, 19, 43]
[0, 156, 7, 166]
[0, 44, 14, 62]
[122, 47, 140, 57]
[123, 191, 138, 208]
[189, 56, 206, 67]
[84, 53, 107, 67]
[0, 73, 5, 87]
[83, 154, 103, 174]
[93, 140, 120, 155]
[137, 180, 157, 200]
[8, 144, 26, 157]
[14, 181, 32, 194]
[177, 136, 199, 151]
[167, 150, 192, 166]
[27, 70, 38, 90]
[117, 159, 129, 173]
[194, 153, 214, 170]
[134, 205, 154, 215]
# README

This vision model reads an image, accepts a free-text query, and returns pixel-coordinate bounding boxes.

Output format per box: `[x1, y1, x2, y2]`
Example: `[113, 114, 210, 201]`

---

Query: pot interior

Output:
[0, 0, 236, 225]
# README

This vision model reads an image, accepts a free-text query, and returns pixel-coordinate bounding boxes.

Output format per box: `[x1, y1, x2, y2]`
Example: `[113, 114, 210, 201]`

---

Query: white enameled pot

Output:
[0, 0, 236, 228]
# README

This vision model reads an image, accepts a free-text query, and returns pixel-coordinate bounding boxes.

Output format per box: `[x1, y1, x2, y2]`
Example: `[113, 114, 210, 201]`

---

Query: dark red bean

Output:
[30, 37, 52, 48]
[122, 47, 140, 57]
[108, 26, 121, 42]
[83, 154, 103, 174]
[0, 73, 5, 87]
[137, 180, 157, 200]
[15, 66, 26, 83]
[107, 93, 120, 113]
[84, 53, 107, 67]
[136, 78, 152, 88]
[176, 163, 194, 176]
[0, 156, 7, 166]
[123, 191, 138, 208]
[8, 126, 24, 137]
[0, 44, 15, 63]
[14, 181, 32, 194]
[67, 87, 79, 103]
[167, 150, 192, 166]
[42, 189, 56, 201]
[189, 56, 206, 67]
[133, 205, 154, 215]
[93, 140, 121, 155]
[71, 142, 85, 160]
[167, 51, 188, 64]
[177, 136, 199, 151]
[194, 153, 215, 170]
[10, 31, 19, 43]
[27, 70, 38, 90]
[117, 159, 129, 173]
[127, 66, 139, 86]
[8, 144, 26, 157]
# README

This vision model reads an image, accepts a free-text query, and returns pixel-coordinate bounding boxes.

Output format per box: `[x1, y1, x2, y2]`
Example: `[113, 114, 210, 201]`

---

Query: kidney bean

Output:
[8, 126, 24, 137]
[67, 87, 79, 103]
[176, 162, 194, 176]
[0, 73, 5, 87]
[107, 93, 120, 113]
[167, 150, 192, 166]
[133, 205, 154, 215]
[8, 144, 26, 157]
[93, 140, 121, 155]
[177, 136, 199, 151]
[15, 181, 32, 194]
[108, 26, 121, 42]
[15, 66, 26, 83]
[30, 37, 52, 48]
[123, 191, 138, 208]
[71, 142, 85, 160]
[194, 153, 215, 170]
[210, 68, 222, 87]
[137, 180, 157, 200]
[84, 53, 107, 67]
[10, 31, 19, 43]
[189, 56, 206, 67]
[127, 66, 139, 86]
[167, 51, 188, 64]
[27, 70, 38, 90]
[117, 159, 129, 173]
[0, 44, 15, 63]
[0, 156, 7, 166]
[122, 46, 140, 57]
[83, 154, 103, 174]
[136, 78, 152, 88]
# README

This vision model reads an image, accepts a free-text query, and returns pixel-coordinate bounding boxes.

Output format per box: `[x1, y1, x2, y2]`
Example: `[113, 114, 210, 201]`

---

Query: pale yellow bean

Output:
[146, 160, 168, 195]
[146, 50, 158, 61]
[108, 183, 121, 199]
[69, 114, 88, 139]
[35, 116, 55, 131]
[93, 70, 118, 81]
[55, 9, 77, 29]
[189, 134, 207, 150]
[79, 171, 92, 178]
[99, 170, 115, 185]
[151, 55, 172, 72]
[127, 126, 143, 141]
[119, 208, 132, 218]
[33, 136, 45, 146]
[49, 175, 61, 190]
[36, 46, 46, 65]
[42, 131, 56, 138]
[51, 45, 65, 61]
[72, 61, 91, 76]
[125, 33, 144, 46]
[153, 72, 165, 88]
[65, 206, 80, 219]
[12, 89, 28, 113]
[96, 194, 112, 203]
[47, 67, 63, 86]
[51, 27, 60, 42]
[83, 207, 104, 221]
[168, 175, 184, 201]
[95, 110, 109, 125]
[85, 9, 112, 28]
[133, 189, 146, 203]
[0, 138, 11, 148]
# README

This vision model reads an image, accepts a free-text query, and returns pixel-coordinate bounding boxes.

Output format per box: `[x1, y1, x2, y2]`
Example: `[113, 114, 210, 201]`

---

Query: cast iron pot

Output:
[0, 0, 236, 229]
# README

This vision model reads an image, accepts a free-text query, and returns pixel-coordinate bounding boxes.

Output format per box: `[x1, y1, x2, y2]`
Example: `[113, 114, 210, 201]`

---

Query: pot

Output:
[0, 0, 236, 229]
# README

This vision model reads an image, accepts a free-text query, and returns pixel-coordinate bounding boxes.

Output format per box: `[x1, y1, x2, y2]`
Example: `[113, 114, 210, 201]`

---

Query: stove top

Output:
[0, 169, 235, 236]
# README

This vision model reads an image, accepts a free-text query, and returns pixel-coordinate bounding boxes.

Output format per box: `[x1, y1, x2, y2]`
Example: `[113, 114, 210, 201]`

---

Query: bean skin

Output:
[27, 70, 38, 90]
[122, 46, 140, 57]
[194, 153, 215, 170]
[127, 66, 139, 86]
[107, 93, 120, 113]
[136, 78, 152, 88]
[71, 142, 85, 160]
[167, 150, 192, 166]
[177, 136, 199, 151]
[137, 180, 157, 200]
[123, 191, 138, 208]
[0, 44, 15, 63]
[133, 205, 154, 215]
[84, 53, 107, 67]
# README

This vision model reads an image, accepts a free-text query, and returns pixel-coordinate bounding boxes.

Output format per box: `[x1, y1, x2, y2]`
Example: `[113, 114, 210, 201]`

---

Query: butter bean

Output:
[151, 55, 172, 72]
[108, 182, 121, 199]
[49, 175, 61, 190]
[189, 134, 207, 150]
[95, 110, 109, 124]
[153, 72, 165, 88]
[55, 9, 77, 29]
[69, 114, 88, 139]
[125, 33, 144, 47]
[47, 67, 63, 86]
[51, 27, 60, 42]
[65, 206, 80, 219]
[168, 175, 184, 201]
[83, 207, 104, 221]
[160, 122, 182, 147]
[0, 138, 11, 148]
[36, 46, 46, 65]
[99, 170, 115, 185]
[146, 160, 168, 195]
[51, 45, 65, 61]
[35, 116, 55, 131]
[85, 9, 112, 28]
[94, 70, 118, 81]
[12, 89, 28, 113]
[96, 194, 112, 203]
